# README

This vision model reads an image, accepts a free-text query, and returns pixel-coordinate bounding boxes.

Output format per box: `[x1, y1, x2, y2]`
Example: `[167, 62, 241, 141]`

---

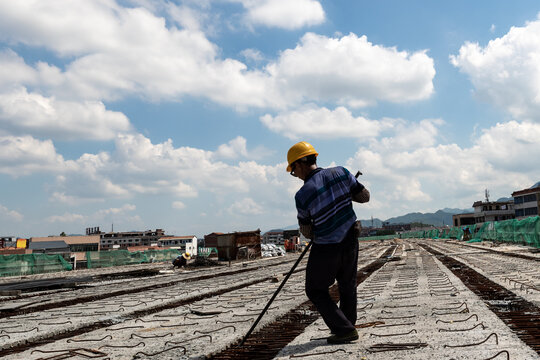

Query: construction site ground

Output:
[1, 239, 539, 359]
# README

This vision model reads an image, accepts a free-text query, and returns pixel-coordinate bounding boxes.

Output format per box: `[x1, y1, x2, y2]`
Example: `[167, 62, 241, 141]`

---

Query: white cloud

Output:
[240, 0, 325, 30]
[215, 136, 248, 159]
[165, 3, 205, 31]
[49, 192, 104, 205]
[172, 201, 186, 209]
[240, 48, 264, 62]
[0, 4, 433, 112]
[0, 204, 23, 221]
[0, 2, 278, 108]
[95, 204, 136, 217]
[450, 15, 540, 121]
[261, 105, 394, 139]
[46, 212, 86, 223]
[228, 197, 263, 215]
[9, 134, 279, 204]
[0, 49, 37, 90]
[347, 120, 540, 218]
[0, 135, 71, 176]
[267, 33, 435, 108]
[46, 204, 139, 226]
[0, 87, 132, 140]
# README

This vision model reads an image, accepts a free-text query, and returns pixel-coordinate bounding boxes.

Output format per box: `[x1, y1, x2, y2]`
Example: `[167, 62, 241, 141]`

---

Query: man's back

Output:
[295, 166, 361, 244]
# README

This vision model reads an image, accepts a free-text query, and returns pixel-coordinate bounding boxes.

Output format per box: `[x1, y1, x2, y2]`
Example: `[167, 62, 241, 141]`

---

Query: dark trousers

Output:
[305, 225, 359, 335]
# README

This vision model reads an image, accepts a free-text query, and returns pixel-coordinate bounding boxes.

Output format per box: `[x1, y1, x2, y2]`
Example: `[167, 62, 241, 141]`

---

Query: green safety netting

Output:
[469, 216, 540, 247]
[0, 253, 72, 277]
[399, 216, 540, 248]
[86, 248, 181, 269]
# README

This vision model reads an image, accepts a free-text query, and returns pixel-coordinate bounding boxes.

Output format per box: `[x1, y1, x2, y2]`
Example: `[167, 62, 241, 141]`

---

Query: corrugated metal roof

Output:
[29, 240, 69, 249]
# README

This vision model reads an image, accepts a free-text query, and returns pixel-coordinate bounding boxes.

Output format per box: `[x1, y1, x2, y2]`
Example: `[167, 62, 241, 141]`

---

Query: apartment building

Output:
[512, 182, 540, 219]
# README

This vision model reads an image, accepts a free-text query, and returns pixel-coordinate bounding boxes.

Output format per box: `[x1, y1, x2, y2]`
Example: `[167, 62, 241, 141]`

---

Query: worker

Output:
[172, 252, 191, 268]
[462, 227, 471, 241]
[287, 141, 370, 344]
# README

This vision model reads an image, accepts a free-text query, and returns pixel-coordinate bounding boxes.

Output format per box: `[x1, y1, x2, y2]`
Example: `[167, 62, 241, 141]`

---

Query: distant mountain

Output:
[279, 208, 473, 231]
[441, 207, 473, 214]
[382, 210, 453, 226]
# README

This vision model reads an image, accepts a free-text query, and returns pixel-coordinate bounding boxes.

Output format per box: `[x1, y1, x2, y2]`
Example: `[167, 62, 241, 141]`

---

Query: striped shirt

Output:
[295, 166, 364, 244]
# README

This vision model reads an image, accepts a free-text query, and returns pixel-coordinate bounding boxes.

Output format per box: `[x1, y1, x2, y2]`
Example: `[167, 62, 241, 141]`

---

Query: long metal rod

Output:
[239, 240, 313, 346]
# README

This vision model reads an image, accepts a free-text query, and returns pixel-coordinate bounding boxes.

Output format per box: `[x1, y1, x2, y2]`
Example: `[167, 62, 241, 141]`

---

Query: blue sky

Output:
[1, 0, 539, 237]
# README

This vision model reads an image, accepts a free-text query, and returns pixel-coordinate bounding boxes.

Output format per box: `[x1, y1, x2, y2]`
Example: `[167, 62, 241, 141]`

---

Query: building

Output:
[283, 229, 299, 240]
[29, 240, 71, 255]
[452, 213, 475, 227]
[31, 235, 100, 252]
[512, 182, 540, 219]
[203, 232, 223, 247]
[216, 230, 261, 260]
[262, 230, 284, 245]
[0, 236, 17, 248]
[471, 199, 515, 224]
[31, 235, 101, 269]
[100, 229, 165, 250]
[158, 236, 198, 255]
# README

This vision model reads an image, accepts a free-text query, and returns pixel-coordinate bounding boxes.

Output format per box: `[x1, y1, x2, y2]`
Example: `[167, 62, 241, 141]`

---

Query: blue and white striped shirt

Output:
[295, 167, 364, 244]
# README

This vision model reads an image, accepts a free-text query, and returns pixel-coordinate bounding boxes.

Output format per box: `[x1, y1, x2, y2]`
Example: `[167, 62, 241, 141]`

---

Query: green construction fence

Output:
[86, 248, 182, 269]
[0, 253, 72, 277]
[399, 216, 540, 248]
[0, 247, 224, 276]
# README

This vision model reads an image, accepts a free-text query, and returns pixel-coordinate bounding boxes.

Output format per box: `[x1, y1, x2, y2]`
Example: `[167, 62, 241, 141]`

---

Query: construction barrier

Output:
[0, 253, 72, 277]
[86, 248, 181, 269]
[399, 216, 540, 248]
[198, 247, 218, 258]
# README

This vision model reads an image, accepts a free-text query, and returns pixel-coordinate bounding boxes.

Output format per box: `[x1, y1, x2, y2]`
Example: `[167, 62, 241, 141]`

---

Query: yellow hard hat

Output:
[286, 141, 318, 172]
[182, 252, 191, 260]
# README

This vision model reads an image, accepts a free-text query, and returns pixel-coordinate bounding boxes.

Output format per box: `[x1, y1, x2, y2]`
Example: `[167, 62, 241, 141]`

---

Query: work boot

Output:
[327, 329, 358, 344]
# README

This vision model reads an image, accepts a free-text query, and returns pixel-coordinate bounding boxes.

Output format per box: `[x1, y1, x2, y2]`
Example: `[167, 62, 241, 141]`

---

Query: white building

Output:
[158, 236, 198, 256]
[262, 230, 284, 245]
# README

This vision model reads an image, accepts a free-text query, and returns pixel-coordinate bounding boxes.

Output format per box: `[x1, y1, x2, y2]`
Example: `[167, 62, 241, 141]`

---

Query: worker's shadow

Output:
[279, 338, 335, 357]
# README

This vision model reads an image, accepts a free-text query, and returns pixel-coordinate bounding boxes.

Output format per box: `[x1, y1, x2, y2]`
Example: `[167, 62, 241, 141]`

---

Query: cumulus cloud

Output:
[267, 33, 435, 108]
[46, 212, 86, 223]
[0, 49, 37, 90]
[95, 204, 136, 217]
[0, 135, 71, 176]
[451, 15, 540, 121]
[0, 3, 434, 112]
[4, 134, 285, 208]
[347, 120, 540, 218]
[239, 0, 325, 30]
[46, 204, 139, 225]
[0, 87, 132, 140]
[260, 105, 394, 139]
[240, 48, 264, 63]
[172, 201, 186, 209]
[0, 204, 23, 221]
[0, 1, 279, 108]
[214, 136, 249, 159]
[228, 197, 264, 215]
